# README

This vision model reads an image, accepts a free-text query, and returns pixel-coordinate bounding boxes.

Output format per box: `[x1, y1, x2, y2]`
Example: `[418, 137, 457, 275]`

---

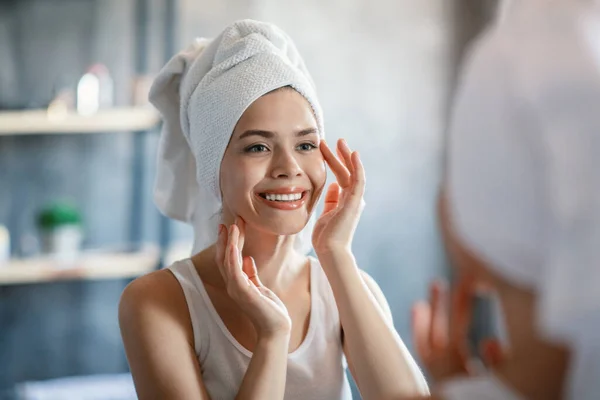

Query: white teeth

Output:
[265, 193, 303, 202]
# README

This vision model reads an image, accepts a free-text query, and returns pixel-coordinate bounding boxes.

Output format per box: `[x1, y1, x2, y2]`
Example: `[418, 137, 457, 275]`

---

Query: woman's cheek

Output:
[220, 171, 248, 211]
[316, 159, 327, 190]
[308, 158, 327, 201]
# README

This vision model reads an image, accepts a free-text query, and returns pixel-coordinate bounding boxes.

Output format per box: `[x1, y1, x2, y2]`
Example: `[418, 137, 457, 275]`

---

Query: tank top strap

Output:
[168, 259, 211, 362]
[307, 256, 346, 349]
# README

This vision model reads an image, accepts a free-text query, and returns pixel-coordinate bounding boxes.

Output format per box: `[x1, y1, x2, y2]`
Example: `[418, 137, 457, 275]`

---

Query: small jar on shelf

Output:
[37, 202, 83, 265]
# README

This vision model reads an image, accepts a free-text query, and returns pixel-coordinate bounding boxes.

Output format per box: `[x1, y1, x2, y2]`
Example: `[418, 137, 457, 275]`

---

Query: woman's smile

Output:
[256, 187, 310, 210]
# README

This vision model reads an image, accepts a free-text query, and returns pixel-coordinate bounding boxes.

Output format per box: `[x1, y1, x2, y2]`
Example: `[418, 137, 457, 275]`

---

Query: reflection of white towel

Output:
[438, 375, 522, 400]
[149, 20, 324, 255]
[447, 1, 600, 399]
[15, 374, 136, 400]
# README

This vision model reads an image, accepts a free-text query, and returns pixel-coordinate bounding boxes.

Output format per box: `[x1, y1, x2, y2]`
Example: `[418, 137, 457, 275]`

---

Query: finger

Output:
[323, 182, 341, 214]
[336, 139, 354, 175]
[411, 302, 433, 361]
[215, 224, 229, 280]
[339, 151, 366, 212]
[429, 281, 449, 349]
[242, 256, 261, 287]
[320, 141, 351, 188]
[450, 276, 475, 355]
[223, 225, 233, 279]
[350, 151, 366, 199]
[226, 226, 254, 294]
[215, 224, 226, 265]
[236, 216, 246, 254]
[225, 225, 242, 282]
[479, 338, 505, 368]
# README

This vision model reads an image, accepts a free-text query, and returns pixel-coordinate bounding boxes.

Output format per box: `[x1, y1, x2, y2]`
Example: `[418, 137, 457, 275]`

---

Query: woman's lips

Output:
[256, 189, 309, 210]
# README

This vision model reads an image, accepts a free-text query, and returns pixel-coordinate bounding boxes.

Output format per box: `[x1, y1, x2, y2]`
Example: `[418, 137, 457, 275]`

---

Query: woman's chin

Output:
[250, 217, 309, 236]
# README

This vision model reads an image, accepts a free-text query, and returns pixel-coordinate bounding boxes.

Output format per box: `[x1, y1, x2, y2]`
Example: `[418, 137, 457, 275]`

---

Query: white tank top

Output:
[168, 257, 353, 400]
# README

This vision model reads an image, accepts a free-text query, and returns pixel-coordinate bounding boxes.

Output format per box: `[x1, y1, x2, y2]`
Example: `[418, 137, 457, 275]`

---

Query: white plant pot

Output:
[41, 225, 83, 264]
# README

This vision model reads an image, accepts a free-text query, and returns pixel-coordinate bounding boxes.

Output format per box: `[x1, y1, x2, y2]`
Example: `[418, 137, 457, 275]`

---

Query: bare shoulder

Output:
[119, 267, 193, 343]
[359, 269, 393, 323]
[120, 267, 185, 315]
[119, 266, 210, 398]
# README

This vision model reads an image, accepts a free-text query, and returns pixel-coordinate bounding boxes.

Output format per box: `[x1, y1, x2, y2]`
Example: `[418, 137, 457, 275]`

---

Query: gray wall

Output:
[0, 0, 163, 391]
[0, 0, 497, 394]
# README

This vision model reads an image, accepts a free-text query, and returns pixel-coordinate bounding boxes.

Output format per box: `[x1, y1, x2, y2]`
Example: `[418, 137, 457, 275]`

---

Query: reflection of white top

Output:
[169, 257, 352, 400]
[438, 375, 522, 400]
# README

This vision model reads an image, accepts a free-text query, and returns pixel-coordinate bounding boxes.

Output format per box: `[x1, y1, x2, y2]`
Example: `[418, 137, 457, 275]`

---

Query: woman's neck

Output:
[240, 225, 307, 291]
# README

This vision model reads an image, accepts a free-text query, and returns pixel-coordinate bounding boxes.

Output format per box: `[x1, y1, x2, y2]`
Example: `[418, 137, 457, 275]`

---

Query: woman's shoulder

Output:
[121, 267, 182, 308]
[119, 264, 194, 342]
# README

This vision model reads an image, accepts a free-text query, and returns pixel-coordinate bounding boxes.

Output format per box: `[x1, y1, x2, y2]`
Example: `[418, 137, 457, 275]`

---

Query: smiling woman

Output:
[221, 87, 326, 234]
[118, 19, 427, 400]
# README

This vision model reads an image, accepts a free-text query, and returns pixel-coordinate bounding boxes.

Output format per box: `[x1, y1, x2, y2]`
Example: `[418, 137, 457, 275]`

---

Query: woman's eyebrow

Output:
[238, 130, 275, 140]
[296, 128, 317, 137]
[238, 128, 317, 140]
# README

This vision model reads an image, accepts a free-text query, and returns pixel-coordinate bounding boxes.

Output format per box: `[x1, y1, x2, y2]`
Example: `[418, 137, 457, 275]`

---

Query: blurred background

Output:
[0, 0, 497, 398]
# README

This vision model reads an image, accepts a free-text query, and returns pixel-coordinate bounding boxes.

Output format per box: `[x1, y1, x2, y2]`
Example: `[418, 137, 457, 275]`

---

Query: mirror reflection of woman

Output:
[370, 1, 600, 399]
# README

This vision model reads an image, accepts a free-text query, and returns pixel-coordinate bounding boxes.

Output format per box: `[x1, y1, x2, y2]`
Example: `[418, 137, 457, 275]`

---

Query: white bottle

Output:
[0, 225, 10, 265]
[77, 64, 114, 116]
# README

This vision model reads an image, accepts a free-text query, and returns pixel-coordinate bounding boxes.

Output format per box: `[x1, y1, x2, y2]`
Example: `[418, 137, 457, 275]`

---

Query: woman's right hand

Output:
[215, 219, 292, 340]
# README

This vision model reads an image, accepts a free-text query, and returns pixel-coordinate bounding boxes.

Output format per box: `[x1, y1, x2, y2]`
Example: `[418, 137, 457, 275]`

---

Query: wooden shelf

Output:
[0, 245, 159, 285]
[0, 107, 160, 135]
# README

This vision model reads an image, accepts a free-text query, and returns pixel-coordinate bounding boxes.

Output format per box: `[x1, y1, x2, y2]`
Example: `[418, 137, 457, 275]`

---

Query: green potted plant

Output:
[37, 202, 83, 262]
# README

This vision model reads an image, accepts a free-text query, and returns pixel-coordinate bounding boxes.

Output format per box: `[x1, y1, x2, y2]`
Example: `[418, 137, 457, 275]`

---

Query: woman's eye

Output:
[297, 142, 318, 152]
[245, 144, 269, 153]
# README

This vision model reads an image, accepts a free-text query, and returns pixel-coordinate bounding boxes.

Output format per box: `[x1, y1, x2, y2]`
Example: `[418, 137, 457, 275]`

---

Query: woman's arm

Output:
[318, 250, 429, 400]
[235, 333, 290, 399]
[313, 139, 429, 400]
[119, 260, 290, 400]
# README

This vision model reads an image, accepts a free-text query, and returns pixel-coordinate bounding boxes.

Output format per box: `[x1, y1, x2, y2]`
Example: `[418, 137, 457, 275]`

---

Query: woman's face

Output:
[219, 88, 326, 235]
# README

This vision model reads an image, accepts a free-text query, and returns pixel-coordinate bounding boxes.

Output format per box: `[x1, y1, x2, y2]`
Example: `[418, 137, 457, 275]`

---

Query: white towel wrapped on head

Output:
[149, 20, 324, 255]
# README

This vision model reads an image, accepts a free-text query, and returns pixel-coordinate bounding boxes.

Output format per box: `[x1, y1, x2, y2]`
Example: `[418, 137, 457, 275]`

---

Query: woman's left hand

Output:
[412, 278, 505, 384]
[312, 138, 366, 255]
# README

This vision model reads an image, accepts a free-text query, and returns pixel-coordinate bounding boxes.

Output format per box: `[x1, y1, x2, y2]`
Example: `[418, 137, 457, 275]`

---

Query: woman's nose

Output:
[270, 150, 302, 179]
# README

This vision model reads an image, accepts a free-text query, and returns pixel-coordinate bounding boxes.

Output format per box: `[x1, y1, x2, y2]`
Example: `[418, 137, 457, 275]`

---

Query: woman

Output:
[357, 1, 600, 399]
[118, 20, 427, 400]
